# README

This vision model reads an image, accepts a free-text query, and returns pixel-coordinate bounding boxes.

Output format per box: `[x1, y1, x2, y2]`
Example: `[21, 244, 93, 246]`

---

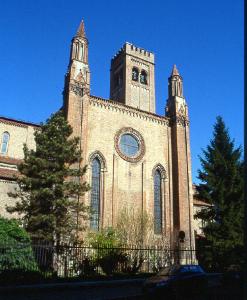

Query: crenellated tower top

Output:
[110, 42, 156, 113]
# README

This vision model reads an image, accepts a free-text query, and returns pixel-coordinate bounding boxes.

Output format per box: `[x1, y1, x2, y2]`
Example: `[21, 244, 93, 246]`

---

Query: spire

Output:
[171, 64, 180, 76]
[76, 20, 86, 38]
[168, 64, 183, 98]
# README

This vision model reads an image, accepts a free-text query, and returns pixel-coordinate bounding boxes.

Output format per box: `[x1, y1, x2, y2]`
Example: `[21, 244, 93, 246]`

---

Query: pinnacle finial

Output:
[76, 20, 86, 38]
[171, 64, 180, 76]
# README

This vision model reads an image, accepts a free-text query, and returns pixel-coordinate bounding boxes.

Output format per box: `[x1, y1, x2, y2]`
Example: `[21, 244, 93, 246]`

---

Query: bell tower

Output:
[166, 65, 195, 251]
[110, 42, 156, 113]
[63, 20, 90, 120]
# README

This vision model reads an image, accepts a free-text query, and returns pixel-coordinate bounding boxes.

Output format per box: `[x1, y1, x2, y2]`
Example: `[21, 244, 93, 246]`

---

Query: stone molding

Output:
[0, 156, 22, 165]
[0, 167, 19, 180]
[114, 127, 145, 163]
[0, 117, 40, 129]
[88, 150, 107, 171]
[0, 178, 16, 184]
[131, 82, 150, 91]
[89, 96, 169, 126]
[130, 58, 149, 68]
[0, 163, 18, 170]
[152, 163, 167, 180]
[169, 115, 189, 127]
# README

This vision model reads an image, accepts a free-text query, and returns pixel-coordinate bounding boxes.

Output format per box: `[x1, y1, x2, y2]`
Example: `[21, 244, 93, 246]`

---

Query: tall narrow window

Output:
[79, 43, 84, 61]
[140, 70, 148, 84]
[75, 43, 79, 59]
[132, 67, 139, 81]
[154, 170, 162, 234]
[90, 158, 101, 230]
[1, 132, 10, 154]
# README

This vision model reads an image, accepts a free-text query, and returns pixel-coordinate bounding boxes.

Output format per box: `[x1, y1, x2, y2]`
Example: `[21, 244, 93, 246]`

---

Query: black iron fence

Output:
[0, 242, 197, 278]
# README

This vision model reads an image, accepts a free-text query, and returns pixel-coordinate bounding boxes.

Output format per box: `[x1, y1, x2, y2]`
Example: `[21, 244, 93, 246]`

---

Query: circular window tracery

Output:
[115, 128, 145, 162]
[120, 134, 139, 157]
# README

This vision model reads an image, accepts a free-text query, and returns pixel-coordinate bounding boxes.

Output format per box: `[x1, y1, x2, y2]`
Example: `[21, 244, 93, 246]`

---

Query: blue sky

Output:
[0, 0, 243, 183]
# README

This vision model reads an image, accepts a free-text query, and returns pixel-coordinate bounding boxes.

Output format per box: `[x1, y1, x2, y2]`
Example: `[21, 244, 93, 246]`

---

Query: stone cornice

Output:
[89, 95, 169, 126]
[169, 115, 190, 127]
[0, 178, 16, 183]
[0, 156, 22, 165]
[0, 116, 40, 129]
[193, 198, 212, 207]
[0, 167, 19, 180]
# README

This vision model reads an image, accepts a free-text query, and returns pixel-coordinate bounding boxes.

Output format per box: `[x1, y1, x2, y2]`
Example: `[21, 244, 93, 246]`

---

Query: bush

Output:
[0, 217, 38, 272]
[98, 250, 128, 275]
[87, 227, 121, 248]
[86, 228, 128, 275]
[78, 257, 97, 276]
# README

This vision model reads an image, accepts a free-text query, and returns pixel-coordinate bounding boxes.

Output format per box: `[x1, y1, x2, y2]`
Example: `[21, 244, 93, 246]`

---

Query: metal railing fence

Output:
[0, 242, 197, 278]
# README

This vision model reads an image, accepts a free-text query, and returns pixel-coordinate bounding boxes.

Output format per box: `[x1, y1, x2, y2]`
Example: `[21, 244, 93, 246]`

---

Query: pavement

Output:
[0, 273, 243, 300]
[0, 278, 145, 300]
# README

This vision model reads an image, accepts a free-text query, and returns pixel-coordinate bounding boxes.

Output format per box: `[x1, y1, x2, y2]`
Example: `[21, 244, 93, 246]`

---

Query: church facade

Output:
[0, 21, 195, 249]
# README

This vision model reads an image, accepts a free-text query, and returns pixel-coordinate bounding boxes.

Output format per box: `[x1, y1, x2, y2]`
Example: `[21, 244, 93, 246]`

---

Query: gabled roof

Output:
[0, 116, 40, 128]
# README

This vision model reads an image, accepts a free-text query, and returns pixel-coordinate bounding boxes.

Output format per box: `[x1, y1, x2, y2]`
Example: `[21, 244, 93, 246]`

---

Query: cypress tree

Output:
[196, 116, 244, 270]
[7, 111, 90, 244]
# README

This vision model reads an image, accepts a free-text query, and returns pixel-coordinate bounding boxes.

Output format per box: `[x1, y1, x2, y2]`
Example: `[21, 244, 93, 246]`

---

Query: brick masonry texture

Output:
[0, 22, 199, 249]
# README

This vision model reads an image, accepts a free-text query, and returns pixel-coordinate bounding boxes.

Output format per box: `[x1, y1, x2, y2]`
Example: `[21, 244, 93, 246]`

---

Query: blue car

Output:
[143, 264, 207, 299]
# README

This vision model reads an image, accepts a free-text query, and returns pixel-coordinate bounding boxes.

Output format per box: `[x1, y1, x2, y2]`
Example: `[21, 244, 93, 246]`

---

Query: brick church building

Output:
[0, 21, 195, 249]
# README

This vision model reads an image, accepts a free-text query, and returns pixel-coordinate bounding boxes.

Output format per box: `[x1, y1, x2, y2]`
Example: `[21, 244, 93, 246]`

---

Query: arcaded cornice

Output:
[89, 95, 170, 126]
[0, 167, 19, 180]
[0, 156, 22, 165]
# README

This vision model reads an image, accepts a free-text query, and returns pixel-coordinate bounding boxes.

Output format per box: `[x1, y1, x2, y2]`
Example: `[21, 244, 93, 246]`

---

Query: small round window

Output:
[120, 134, 139, 157]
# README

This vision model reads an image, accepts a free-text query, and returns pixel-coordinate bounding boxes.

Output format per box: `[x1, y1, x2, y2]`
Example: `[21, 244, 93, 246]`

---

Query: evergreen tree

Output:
[196, 116, 244, 270]
[7, 111, 90, 244]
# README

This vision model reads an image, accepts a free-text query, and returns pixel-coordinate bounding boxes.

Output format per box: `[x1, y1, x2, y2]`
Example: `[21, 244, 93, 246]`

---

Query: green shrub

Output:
[0, 217, 38, 272]
[98, 250, 128, 275]
[86, 228, 128, 275]
[87, 227, 122, 248]
[78, 257, 97, 276]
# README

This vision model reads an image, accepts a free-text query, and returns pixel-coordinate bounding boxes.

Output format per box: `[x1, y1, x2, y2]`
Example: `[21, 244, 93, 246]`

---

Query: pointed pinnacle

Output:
[171, 64, 180, 76]
[76, 20, 86, 38]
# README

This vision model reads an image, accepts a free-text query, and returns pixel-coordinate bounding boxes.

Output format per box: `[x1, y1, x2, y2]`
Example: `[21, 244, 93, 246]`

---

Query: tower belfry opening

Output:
[110, 42, 156, 113]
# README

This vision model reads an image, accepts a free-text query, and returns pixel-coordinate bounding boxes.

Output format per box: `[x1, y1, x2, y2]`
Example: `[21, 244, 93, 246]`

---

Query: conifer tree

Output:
[7, 111, 90, 244]
[196, 116, 244, 270]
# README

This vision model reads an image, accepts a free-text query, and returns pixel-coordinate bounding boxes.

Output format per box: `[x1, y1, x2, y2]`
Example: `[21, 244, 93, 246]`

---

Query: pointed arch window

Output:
[154, 169, 162, 234]
[90, 158, 101, 230]
[132, 67, 139, 81]
[1, 132, 10, 154]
